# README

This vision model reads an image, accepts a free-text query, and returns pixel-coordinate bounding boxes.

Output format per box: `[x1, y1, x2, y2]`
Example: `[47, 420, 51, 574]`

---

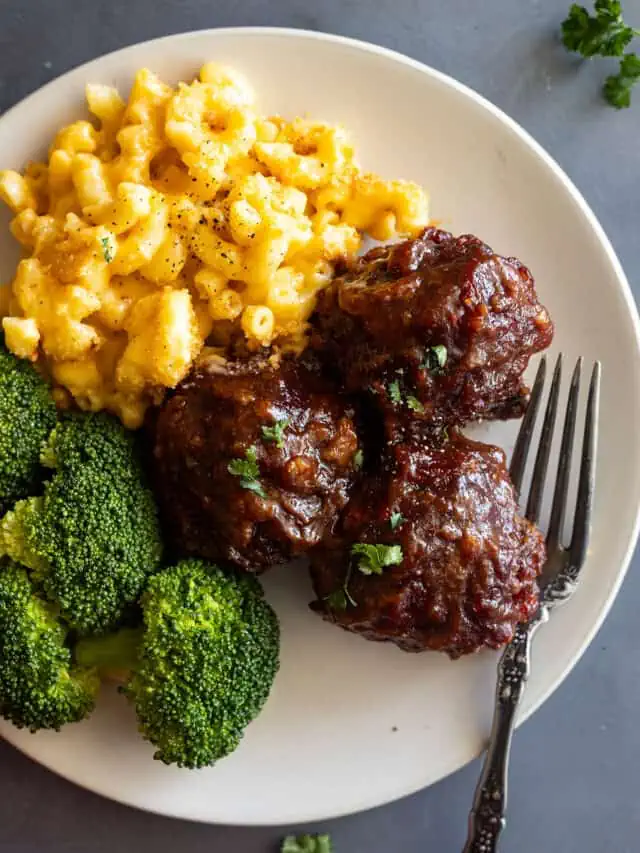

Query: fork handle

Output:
[462, 610, 547, 853]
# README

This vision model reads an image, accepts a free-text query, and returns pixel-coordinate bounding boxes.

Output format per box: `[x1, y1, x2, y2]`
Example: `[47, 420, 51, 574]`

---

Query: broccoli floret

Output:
[0, 498, 47, 572]
[76, 559, 280, 768]
[0, 340, 57, 514]
[0, 561, 99, 730]
[0, 411, 163, 635]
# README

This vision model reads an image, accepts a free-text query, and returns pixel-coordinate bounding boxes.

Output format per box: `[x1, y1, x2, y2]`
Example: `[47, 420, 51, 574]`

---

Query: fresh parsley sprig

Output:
[227, 446, 266, 498]
[562, 1, 640, 107]
[261, 417, 290, 449]
[325, 560, 357, 611]
[351, 543, 404, 575]
[604, 51, 640, 106]
[282, 834, 333, 853]
[562, 0, 638, 55]
[325, 584, 357, 611]
[421, 344, 448, 374]
[325, 542, 404, 612]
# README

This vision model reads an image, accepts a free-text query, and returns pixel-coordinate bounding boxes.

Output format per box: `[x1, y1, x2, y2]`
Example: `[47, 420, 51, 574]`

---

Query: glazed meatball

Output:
[311, 227, 553, 438]
[309, 432, 545, 657]
[152, 353, 360, 572]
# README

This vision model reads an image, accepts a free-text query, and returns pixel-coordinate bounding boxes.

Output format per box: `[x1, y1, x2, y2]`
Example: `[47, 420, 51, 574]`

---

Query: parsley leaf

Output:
[325, 564, 356, 610]
[562, 1, 638, 57]
[228, 445, 260, 479]
[389, 511, 405, 530]
[241, 479, 268, 498]
[388, 380, 403, 405]
[325, 586, 356, 611]
[604, 51, 640, 105]
[325, 589, 348, 611]
[352, 543, 404, 575]
[261, 417, 290, 448]
[281, 835, 333, 853]
[561, 1, 640, 107]
[352, 449, 364, 470]
[422, 344, 448, 374]
[406, 395, 425, 414]
[100, 236, 114, 263]
[228, 446, 266, 498]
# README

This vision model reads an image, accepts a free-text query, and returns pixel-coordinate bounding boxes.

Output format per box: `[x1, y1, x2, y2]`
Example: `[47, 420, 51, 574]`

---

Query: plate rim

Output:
[1, 24, 640, 826]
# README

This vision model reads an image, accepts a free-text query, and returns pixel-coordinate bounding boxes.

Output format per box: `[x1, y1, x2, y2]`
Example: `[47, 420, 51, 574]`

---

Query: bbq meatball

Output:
[152, 353, 361, 572]
[309, 431, 545, 657]
[311, 227, 553, 438]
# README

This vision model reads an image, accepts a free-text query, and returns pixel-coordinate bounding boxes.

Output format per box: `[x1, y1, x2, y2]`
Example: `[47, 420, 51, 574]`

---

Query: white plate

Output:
[1, 28, 639, 827]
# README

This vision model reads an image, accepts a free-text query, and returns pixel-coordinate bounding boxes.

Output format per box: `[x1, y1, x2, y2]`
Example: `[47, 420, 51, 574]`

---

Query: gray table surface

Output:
[1, 1, 639, 851]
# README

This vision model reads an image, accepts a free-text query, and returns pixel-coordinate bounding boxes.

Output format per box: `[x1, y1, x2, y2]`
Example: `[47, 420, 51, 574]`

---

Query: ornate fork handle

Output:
[463, 607, 549, 853]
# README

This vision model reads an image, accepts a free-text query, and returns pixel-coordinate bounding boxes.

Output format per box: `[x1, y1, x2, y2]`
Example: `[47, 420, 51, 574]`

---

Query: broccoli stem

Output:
[75, 627, 142, 673]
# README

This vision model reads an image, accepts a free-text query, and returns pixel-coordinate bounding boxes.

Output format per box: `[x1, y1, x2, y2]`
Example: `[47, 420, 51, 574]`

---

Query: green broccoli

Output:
[0, 340, 57, 514]
[76, 559, 280, 768]
[0, 561, 99, 730]
[0, 411, 163, 635]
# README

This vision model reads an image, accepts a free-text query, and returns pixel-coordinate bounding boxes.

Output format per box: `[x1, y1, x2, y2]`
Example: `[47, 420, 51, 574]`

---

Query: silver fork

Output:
[463, 354, 601, 853]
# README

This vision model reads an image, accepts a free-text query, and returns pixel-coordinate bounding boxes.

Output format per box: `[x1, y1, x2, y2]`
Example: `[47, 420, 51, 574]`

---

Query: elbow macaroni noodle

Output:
[0, 63, 429, 428]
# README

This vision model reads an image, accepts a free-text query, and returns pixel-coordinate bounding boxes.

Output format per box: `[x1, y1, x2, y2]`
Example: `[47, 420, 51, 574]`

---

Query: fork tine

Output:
[570, 362, 601, 570]
[509, 356, 547, 496]
[524, 354, 563, 525]
[546, 359, 582, 550]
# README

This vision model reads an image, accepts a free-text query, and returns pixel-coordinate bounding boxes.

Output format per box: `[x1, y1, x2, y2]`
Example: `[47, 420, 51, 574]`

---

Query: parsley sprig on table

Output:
[604, 52, 640, 106]
[282, 834, 333, 853]
[562, 1, 640, 107]
[227, 446, 266, 498]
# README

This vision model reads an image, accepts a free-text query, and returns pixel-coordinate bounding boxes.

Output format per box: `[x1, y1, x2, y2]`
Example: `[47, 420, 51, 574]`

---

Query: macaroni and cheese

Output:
[0, 63, 429, 427]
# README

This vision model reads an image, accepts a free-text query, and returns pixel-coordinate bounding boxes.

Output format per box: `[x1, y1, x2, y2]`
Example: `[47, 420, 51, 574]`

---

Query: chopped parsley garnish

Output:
[228, 446, 266, 498]
[261, 417, 290, 449]
[353, 449, 364, 470]
[281, 835, 334, 853]
[240, 479, 267, 498]
[562, 1, 640, 107]
[422, 344, 448, 374]
[100, 236, 114, 263]
[388, 380, 403, 405]
[325, 586, 357, 611]
[387, 379, 426, 414]
[389, 511, 405, 530]
[325, 564, 356, 611]
[352, 543, 404, 576]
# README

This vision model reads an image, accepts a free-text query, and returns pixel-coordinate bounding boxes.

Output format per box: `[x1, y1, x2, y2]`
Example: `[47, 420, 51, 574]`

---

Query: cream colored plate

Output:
[1, 28, 639, 826]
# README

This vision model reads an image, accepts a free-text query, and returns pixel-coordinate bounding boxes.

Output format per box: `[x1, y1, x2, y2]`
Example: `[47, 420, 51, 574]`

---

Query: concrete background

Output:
[1, 1, 639, 851]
